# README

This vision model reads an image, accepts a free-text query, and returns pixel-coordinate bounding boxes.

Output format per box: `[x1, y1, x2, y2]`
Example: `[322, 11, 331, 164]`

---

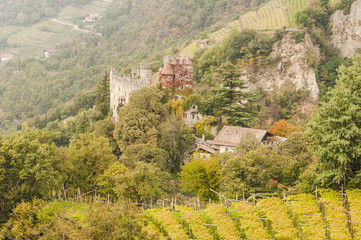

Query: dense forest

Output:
[1, 0, 361, 238]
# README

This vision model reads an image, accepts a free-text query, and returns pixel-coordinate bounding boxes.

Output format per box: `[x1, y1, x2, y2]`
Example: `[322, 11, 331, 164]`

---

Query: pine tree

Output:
[212, 62, 259, 126]
[309, 55, 361, 186]
[95, 71, 110, 116]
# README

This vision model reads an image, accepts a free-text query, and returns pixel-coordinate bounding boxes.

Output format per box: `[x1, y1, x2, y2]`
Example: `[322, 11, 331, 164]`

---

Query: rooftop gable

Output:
[212, 126, 273, 147]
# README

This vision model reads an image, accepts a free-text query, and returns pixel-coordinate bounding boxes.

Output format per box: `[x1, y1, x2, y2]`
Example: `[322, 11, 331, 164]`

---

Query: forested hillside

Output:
[0, 0, 266, 134]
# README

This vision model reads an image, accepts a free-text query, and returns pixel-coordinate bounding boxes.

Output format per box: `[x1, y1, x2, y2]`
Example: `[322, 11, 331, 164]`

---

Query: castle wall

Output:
[110, 63, 152, 121]
[160, 56, 193, 91]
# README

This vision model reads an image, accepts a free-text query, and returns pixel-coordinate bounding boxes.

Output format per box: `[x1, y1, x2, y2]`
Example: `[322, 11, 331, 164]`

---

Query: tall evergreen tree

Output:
[95, 71, 110, 116]
[309, 55, 361, 186]
[212, 62, 260, 126]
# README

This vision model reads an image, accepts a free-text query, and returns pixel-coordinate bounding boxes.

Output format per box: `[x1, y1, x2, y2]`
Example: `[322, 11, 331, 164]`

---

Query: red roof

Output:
[161, 62, 174, 75]
[1, 54, 13, 58]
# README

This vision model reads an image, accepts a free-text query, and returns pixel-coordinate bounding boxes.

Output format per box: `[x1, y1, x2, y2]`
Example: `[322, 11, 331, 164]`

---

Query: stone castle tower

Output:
[160, 56, 193, 91]
[110, 63, 152, 121]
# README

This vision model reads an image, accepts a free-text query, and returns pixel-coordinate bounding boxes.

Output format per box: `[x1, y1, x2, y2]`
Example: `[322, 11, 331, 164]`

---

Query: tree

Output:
[180, 154, 220, 201]
[114, 87, 166, 152]
[0, 129, 61, 223]
[122, 143, 169, 170]
[63, 134, 117, 191]
[95, 71, 110, 116]
[268, 119, 302, 137]
[81, 203, 147, 240]
[0, 199, 46, 239]
[114, 107, 160, 152]
[309, 55, 361, 186]
[220, 145, 275, 194]
[212, 62, 260, 126]
[158, 116, 195, 173]
[114, 162, 170, 203]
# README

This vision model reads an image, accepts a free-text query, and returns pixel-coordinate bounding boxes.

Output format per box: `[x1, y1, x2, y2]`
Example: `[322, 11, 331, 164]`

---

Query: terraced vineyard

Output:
[143, 189, 361, 239]
[209, 0, 310, 42]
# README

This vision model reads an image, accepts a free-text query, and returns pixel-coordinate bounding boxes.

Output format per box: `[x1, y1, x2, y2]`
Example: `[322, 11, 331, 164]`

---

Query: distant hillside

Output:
[0, 0, 260, 134]
[0, 0, 110, 58]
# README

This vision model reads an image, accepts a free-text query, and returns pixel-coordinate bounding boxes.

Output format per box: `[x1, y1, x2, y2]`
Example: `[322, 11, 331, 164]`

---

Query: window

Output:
[192, 114, 195, 119]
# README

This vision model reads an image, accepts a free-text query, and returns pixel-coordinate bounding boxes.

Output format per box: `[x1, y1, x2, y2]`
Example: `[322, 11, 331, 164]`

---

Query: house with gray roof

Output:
[212, 126, 286, 153]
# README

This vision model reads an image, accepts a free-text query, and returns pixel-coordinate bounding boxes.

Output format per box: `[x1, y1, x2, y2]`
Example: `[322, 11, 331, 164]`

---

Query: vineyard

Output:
[142, 189, 361, 239]
[209, 0, 310, 42]
[180, 0, 311, 57]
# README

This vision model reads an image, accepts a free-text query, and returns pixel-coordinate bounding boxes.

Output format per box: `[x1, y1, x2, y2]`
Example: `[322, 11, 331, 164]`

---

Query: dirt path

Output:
[49, 18, 90, 33]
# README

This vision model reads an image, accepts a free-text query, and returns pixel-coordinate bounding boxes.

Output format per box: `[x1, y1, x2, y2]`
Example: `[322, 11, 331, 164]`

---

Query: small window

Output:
[192, 114, 195, 119]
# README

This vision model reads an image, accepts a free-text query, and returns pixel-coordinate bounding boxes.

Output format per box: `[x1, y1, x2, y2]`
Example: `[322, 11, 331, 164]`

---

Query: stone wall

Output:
[160, 56, 193, 91]
[110, 63, 152, 121]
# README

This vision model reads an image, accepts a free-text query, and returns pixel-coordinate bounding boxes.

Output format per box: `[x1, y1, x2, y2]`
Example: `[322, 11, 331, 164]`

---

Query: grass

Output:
[179, 40, 199, 58]
[6, 20, 79, 58]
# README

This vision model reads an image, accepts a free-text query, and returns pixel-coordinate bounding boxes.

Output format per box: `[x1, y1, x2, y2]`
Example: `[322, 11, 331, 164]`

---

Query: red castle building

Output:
[160, 56, 193, 92]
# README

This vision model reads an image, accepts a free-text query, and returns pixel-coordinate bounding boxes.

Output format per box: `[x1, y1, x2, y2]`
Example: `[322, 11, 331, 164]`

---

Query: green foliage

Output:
[0, 128, 61, 223]
[232, 201, 271, 239]
[63, 133, 117, 192]
[114, 162, 171, 203]
[206, 204, 241, 239]
[309, 55, 361, 186]
[222, 29, 257, 64]
[316, 57, 351, 99]
[82, 203, 147, 240]
[346, 189, 361, 238]
[146, 208, 189, 240]
[122, 143, 169, 171]
[220, 145, 274, 194]
[258, 197, 299, 239]
[176, 205, 213, 240]
[114, 87, 166, 152]
[295, 7, 330, 30]
[180, 154, 220, 201]
[95, 162, 127, 197]
[286, 194, 326, 239]
[0, 199, 46, 239]
[220, 132, 312, 195]
[292, 30, 306, 43]
[334, 0, 357, 14]
[95, 71, 110, 116]
[158, 116, 195, 173]
[211, 62, 260, 126]
[318, 189, 352, 240]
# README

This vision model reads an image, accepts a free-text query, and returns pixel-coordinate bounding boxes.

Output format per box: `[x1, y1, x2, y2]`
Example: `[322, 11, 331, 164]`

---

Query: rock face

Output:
[242, 32, 319, 101]
[331, 0, 361, 58]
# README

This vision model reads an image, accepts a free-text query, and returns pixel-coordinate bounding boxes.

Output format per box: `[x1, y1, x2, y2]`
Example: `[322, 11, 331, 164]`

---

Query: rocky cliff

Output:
[331, 0, 361, 58]
[242, 31, 320, 101]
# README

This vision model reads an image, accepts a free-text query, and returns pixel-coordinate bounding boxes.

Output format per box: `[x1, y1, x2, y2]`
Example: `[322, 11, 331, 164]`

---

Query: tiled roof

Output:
[212, 126, 271, 147]
[161, 62, 174, 75]
[1, 54, 13, 58]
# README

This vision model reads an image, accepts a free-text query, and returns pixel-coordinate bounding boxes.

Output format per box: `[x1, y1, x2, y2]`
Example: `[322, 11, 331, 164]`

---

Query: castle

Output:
[110, 63, 152, 121]
[160, 56, 193, 91]
[110, 56, 195, 122]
